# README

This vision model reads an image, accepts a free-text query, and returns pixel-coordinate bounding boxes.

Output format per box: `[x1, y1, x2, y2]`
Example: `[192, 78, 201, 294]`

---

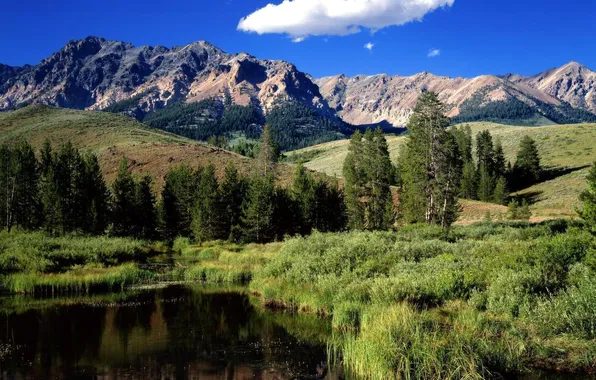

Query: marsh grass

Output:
[3, 264, 156, 294]
[0, 231, 160, 274]
[171, 241, 281, 284]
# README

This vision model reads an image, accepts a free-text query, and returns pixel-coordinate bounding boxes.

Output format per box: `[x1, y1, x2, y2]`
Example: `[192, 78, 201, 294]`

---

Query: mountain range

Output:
[1, 36, 596, 129]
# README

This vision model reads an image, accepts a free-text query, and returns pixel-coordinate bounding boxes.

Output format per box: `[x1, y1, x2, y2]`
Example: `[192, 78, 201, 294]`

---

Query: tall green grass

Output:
[0, 231, 159, 274]
[3, 263, 156, 294]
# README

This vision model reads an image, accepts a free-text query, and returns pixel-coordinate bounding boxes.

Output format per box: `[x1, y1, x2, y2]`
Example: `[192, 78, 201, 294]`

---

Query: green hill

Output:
[287, 122, 596, 222]
[0, 105, 295, 188]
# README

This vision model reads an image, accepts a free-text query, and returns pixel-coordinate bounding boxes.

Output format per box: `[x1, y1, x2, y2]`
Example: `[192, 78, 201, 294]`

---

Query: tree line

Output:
[0, 126, 346, 243]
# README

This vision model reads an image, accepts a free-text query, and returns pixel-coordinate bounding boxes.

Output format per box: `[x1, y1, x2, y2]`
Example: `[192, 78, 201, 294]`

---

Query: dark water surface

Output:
[0, 285, 341, 379]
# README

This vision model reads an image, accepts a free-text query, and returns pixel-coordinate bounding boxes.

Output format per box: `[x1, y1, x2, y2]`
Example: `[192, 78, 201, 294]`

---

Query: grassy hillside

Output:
[287, 122, 596, 221]
[0, 105, 295, 188]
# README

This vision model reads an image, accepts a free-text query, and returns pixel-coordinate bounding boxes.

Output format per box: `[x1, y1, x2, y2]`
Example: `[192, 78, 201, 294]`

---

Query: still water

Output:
[0, 285, 341, 379]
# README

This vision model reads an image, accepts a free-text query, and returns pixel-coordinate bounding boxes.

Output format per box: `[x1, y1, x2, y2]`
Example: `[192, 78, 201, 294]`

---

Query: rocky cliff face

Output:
[315, 69, 582, 126]
[505, 61, 596, 114]
[0, 37, 331, 116]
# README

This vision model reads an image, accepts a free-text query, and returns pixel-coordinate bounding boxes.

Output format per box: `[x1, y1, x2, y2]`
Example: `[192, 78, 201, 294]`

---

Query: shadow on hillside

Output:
[540, 165, 591, 183]
[513, 191, 543, 206]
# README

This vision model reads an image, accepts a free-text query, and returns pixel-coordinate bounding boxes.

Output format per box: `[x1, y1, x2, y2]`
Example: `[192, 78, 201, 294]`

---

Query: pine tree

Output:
[578, 162, 596, 231]
[135, 175, 158, 240]
[513, 135, 541, 189]
[519, 200, 532, 221]
[398, 91, 462, 228]
[111, 158, 137, 237]
[493, 140, 507, 178]
[493, 176, 509, 205]
[192, 164, 223, 244]
[507, 199, 520, 220]
[82, 152, 110, 234]
[9, 141, 41, 231]
[476, 130, 495, 174]
[257, 125, 280, 177]
[460, 162, 478, 199]
[53, 142, 87, 233]
[292, 163, 316, 234]
[241, 174, 276, 243]
[477, 164, 495, 202]
[362, 128, 394, 230]
[161, 164, 197, 240]
[220, 164, 248, 241]
[343, 130, 366, 229]
[452, 125, 473, 164]
[273, 186, 299, 240]
[314, 177, 346, 232]
[0, 145, 12, 230]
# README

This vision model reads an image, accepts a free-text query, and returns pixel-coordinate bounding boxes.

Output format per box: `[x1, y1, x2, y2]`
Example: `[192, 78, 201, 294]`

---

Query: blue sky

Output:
[1, 0, 595, 78]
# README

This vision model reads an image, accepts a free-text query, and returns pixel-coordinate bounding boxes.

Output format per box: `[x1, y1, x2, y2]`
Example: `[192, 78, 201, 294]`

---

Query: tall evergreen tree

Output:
[82, 152, 110, 234]
[111, 158, 137, 237]
[513, 135, 541, 189]
[241, 174, 276, 243]
[343, 130, 366, 229]
[161, 164, 197, 240]
[452, 125, 474, 164]
[0, 145, 12, 230]
[292, 163, 317, 234]
[460, 162, 478, 199]
[493, 140, 507, 179]
[38, 141, 61, 233]
[220, 164, 248, 241]
[362, 128, 394, 230]
[398, 91, 462, 228]
[493, 176, 509, 205]
[314, 177, 347, 232]
[477, 164, 495, 202]
[257, 125, 280, 177]
[192, 164, 223, 244]
[476, 130, 495, 174]
[273, 186, 299, 240]
[135, 174, 158, 240]
[53, 142, 87, 233]
[578, 162, 596, 232]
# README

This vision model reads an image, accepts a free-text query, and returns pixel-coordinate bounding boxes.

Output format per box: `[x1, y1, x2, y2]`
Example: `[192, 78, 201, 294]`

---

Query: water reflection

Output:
[0, 285, 341, 379]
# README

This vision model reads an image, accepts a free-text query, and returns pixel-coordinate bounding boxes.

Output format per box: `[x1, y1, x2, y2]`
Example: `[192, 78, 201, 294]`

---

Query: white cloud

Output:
[238, 0, 455, 39]
[364, 42, 374, 51]
[428, 48, 440, 57]
[292, 36, 306, 43]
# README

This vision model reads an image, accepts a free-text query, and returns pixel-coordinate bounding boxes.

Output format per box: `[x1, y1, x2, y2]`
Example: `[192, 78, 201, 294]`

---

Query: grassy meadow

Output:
[287, 122, 596, 223]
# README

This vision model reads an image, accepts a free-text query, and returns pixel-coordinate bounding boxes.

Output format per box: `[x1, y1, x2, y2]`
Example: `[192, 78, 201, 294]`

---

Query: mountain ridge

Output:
[1, 37, 595, 129]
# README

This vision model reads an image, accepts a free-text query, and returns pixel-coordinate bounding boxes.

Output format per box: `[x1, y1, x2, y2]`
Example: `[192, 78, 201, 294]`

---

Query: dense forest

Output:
[104, 96, 345, 151]
[0, 126, 346, 243]
[453, 88, 596, 124]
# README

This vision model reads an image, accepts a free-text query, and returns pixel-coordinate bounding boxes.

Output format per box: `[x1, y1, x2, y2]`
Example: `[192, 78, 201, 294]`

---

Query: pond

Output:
[0, 285, 342, 379]
[0, 284, 593, 380]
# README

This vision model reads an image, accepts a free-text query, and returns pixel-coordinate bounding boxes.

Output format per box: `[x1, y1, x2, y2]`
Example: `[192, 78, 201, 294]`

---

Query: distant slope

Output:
[0, 105, 295, 188]
[288, 122, 596, 221]
[505, 62, 596, 114]
[316, 62, 596, 127]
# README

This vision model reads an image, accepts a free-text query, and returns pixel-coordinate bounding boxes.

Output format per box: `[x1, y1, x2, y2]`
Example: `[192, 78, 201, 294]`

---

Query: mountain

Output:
[316, 63, 596, 127]
[1, 37, 595, 133]
[504, 61, 596, 114]
[0, 37, 334, 117]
